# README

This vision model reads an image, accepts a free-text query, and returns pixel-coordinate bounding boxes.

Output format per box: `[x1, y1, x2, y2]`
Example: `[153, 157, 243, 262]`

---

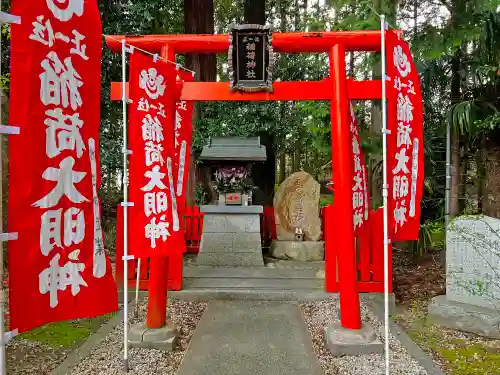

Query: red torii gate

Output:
[106, 30, 386, 333]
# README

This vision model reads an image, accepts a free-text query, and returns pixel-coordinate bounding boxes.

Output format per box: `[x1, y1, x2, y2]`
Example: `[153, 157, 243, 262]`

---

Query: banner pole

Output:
[0, 1, 5, 371]
[0, 3, 21, 372]
[134, 259, 140, 318]
[380, 15, 391, 375]
[121, 39, 130, 373]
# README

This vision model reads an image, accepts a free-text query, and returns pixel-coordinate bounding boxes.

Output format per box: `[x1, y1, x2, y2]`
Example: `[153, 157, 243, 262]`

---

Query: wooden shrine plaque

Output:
[228, 24, 274, 92]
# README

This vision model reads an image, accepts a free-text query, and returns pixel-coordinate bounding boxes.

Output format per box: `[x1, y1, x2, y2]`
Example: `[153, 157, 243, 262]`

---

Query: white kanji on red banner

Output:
[349, 103, 370, 233]
[9, 0, 118, 334]
[387, 31, 424, 240]
[46, 0, 84, 22]
[140, 68, 166, 99]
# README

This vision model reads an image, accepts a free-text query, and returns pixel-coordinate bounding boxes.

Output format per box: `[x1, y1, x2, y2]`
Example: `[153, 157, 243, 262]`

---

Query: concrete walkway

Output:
[176, 301, 323, 375]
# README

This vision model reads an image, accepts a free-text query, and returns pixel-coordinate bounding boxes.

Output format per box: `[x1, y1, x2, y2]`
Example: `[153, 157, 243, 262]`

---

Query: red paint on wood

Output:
[261, 206, 276, 247]
[323, 205, 337, 293]
[329, 45, 361, 330]
[146, 45, 175, 329]
[358, 223, 371, 282]
[168, 252, 183, 291]
[111, 80, 383, 102]
[370, 208, 384, 282]
[184, 205, 203, 253]
[327, 282, 385, 293]
[146, 256, 168, 328]
[105, 31, 384, 54]
[139, 258, 149, 280]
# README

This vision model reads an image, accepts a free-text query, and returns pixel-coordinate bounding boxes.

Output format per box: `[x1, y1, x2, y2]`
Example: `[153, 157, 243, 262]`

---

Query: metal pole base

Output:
[123, 358, 129, 372]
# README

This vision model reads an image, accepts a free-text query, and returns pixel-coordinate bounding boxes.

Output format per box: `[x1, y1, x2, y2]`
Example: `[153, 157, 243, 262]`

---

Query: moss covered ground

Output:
[19, 313, 116, 349]
[394, 302, 500, 375]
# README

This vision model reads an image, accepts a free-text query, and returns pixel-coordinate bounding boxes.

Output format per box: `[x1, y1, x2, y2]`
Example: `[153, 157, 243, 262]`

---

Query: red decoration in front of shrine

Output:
[8, 0, 118, 333]
[386, 31, 424, 241]
[127, 51, 182, 258]
[349, 103, 370, 235]
[173, 70, 194, 254]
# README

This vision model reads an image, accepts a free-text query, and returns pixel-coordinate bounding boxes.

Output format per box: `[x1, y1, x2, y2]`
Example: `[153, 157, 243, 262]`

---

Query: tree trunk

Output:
[459, 145, 468, 213]
[449, 51, 462, 217]
[184, 0, 216, 81]
[476, 137, 486, 212]
[279, 149, 286, 183]
[293, 140, 301, 171]
[277, 0, 287, 186]
[449, 0, 465, 217]
[184, 0, 216, 204]
[242, 0, 275, 205]
[483, 134, 500, 218]
[244, 0, 266, 24]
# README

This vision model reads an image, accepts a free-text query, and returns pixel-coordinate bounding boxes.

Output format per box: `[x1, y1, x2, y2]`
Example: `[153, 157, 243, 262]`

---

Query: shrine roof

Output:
[199, 136, 267, 161]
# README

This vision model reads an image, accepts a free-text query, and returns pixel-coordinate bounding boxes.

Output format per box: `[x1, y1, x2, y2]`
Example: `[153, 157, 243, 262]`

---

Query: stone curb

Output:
[51, 296, 139, 375]
[367, 298, 446, 375]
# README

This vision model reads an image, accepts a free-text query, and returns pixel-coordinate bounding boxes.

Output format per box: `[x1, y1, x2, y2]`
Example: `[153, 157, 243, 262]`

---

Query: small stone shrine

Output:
[270, 171, 324, 262]
[196, 136, 266, 267]
[428, 215, 500, 338]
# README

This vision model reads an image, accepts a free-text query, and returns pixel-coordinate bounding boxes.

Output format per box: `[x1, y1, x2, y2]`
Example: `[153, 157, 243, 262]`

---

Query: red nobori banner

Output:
[173, 71, 194, 254]
[128, 51, 182, 258]
[349, 103, 370, 235]
[386, 31, 424, 241]
[174, 71, 194, 214]
[8, 0, 118, 333]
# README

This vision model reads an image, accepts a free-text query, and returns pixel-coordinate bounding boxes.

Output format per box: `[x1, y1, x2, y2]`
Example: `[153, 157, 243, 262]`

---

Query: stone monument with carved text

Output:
[428, 215, 500, 338]
[270, 172, 324, 262]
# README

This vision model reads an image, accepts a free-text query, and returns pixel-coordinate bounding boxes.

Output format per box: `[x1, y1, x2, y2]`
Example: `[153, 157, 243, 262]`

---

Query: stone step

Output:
[195, 253, 264, 267]
[184, 277, 323, 290]
[169, 288, 331, 301]
[271, 260, 325, 270]
[184, 267, 319, 279]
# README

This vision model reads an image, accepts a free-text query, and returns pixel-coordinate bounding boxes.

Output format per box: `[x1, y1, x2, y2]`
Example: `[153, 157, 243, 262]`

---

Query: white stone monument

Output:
[428, 215, 500, 338]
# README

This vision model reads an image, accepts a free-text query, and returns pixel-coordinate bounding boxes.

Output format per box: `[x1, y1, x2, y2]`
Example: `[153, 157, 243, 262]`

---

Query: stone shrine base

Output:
[324, 322, 384, 357]
[270, 240, 324, 262]
[196, 205, 264, 267]
[428, 295, 500, 339]
[128, 321, 178, 350]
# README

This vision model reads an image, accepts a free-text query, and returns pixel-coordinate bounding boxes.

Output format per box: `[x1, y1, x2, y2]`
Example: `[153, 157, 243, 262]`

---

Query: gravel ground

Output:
[300, 296, 429, 375]
[69, 298, 207, 375]
[5, 277, 74, 375]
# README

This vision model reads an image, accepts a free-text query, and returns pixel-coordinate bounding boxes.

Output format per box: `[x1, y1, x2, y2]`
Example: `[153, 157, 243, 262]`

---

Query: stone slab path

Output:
[175, 300, 323, 375]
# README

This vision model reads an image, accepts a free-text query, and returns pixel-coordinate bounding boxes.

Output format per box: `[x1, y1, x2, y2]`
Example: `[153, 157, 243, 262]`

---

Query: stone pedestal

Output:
[270, 240, 324, 262]
[128, 321, 178, 351]
[196, 205, 264, 267]
[324, 322, 383, 357]
[428, 216, 500, 338]
[428, 295, 500, 339]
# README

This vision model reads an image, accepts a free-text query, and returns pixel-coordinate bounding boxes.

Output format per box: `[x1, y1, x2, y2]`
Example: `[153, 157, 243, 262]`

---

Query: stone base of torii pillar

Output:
[128, 321, 178, 351]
